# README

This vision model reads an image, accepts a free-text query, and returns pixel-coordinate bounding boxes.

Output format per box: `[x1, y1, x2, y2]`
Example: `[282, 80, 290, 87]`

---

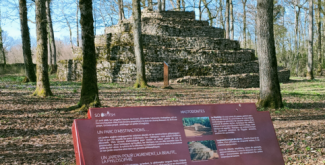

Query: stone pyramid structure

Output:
[57, 9, 290, 88]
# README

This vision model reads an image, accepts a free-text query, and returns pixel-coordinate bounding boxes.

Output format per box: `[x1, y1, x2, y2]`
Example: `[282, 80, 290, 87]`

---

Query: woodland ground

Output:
[0, 74, 325, 165]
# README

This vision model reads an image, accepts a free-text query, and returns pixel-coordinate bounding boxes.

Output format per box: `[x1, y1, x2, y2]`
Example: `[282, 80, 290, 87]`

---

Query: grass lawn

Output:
[0, 74, 324, 164]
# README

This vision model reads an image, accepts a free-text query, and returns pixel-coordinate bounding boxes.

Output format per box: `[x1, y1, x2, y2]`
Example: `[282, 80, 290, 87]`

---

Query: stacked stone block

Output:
[57, 9, 290, 88]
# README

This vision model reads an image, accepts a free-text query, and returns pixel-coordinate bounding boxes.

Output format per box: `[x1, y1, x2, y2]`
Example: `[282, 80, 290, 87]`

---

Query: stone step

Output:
[58, 58, 290, 88]
[106, 46, 256, 64]
[209, 61, 259, 76]
[141, 17, 209, 27]
[142, 35, 240, 50]
[142, 24, 224, 38]
[104, 23, 224, 38]
[176, 67, 291, 88]
[96, 33, 239, 50]
[142, 10, 196, 20]
[176, 74, 260, 88]
[144, 48, 256, 63]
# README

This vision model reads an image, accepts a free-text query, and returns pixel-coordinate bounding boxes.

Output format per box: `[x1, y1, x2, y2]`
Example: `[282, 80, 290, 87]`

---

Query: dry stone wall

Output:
[57, 9, 290, 88]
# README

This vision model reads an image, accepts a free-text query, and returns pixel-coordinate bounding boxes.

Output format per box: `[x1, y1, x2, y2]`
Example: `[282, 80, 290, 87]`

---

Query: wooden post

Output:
[164, 61, 169, 87]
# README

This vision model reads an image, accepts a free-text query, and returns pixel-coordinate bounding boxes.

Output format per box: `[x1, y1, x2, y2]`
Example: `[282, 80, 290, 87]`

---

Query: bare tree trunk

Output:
[162, 0, 165, 11]
[230, 0, 234, 40]
[118, 0, 125, 21]
[19, 0, 36, 82]
[255, 14, 257, 57]
[256, 0, 283, 109]
[317, 0, 322, 75]
[0, 1, 4, 68]
[46, 0, 56, 73]
[219, 0, 224, 29]
[78, 0, 100, 109]
[48, 30, 52, 65]
[148, 0, 153, 10]
[169, 0, 175, 9]
[182, 0, 185, 11]
[177, 0, 180, 10]
[225, 0, 229, 39]
[132, 0, 148, 88]
[76, 0, 79, 47]
[93, 4, 96, 35]
[294, 1, 300, 76]
[33, 0, 52, 97]
[199, 0, 202, 20]
[0, 27, 5, 68]
[242, 0, 247, 47]
[61, 8, 74, 54]
[158, 0, 162, 12]
[202, 0, 213, 26]
[307, 0, 314, 79]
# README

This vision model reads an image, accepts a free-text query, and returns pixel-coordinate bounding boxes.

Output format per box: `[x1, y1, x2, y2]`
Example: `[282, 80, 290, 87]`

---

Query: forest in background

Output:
[0, 0, 324, 77]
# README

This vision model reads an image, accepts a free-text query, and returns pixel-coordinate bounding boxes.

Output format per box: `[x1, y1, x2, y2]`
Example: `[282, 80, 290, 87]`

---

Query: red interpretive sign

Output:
[72, 103, 285, 165]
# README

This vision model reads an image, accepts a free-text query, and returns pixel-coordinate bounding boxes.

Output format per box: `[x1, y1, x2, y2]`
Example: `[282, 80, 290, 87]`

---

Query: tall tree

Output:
[256, 0, 283, 108]
[148, 0, 153, 10]
[45, 0, 57, 73]
[118, 0, 125, 21]
[219, 0, 224, 29]
[230, 0, 234, 40]
[162, 0, 165, 11]
[0, 3, 5, 68]
[182, 0, 185, 11]
[0, 28, 5, 68]
[76, 0, 79, 47]
[202, 0, 213, 26]
[78, 0, 100, 109]
[48, 30, 52, 65]
[226, 0, 229, 39]
[158, 0, 162, 12]
[294, 0, 301, 76]
[199, 0, 202, 20]
[316, 0, 322, 75]
[242, 0, 247, 47]
[60, 0, 74, 54]
[307, 0, 314, 79]
[33, 0, 52, 97]
[132, 0, 148, 88]
[176, 0, 180, 10]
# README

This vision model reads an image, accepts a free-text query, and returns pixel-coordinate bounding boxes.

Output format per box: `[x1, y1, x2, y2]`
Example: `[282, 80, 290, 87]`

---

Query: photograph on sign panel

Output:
[182, 117, 213, 137]
[187, 140, 219, 161]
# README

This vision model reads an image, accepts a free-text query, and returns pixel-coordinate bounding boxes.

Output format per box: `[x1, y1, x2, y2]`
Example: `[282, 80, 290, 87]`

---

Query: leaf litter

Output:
[0, 75, 325, 164]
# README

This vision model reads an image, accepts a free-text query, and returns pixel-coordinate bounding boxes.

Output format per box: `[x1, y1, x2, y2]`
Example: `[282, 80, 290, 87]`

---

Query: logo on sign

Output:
[95, 111, 116, 118]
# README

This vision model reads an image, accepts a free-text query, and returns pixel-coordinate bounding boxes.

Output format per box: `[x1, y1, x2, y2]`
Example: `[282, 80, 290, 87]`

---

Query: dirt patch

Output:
[184, 124, 213, 137]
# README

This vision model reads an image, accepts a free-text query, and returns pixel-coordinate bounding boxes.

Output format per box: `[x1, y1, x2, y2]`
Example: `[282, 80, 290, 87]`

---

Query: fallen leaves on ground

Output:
[0, 75, 324, 164]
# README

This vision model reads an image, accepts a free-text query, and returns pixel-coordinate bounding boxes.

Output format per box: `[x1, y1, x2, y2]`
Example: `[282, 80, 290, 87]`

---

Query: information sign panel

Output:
[72, 103, 285, 165]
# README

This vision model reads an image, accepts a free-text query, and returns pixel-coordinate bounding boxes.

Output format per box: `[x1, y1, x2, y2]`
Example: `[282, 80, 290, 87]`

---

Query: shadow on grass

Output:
[273, 114, 325, 121]
[0, 151, 74, 164]
[285, 78, 322, 83]
[0, 128, 72, 138]
[285, 102, 325, 109]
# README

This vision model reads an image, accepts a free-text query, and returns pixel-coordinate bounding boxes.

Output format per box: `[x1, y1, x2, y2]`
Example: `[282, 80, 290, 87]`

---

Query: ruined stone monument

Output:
[57, 9, 290, 88]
